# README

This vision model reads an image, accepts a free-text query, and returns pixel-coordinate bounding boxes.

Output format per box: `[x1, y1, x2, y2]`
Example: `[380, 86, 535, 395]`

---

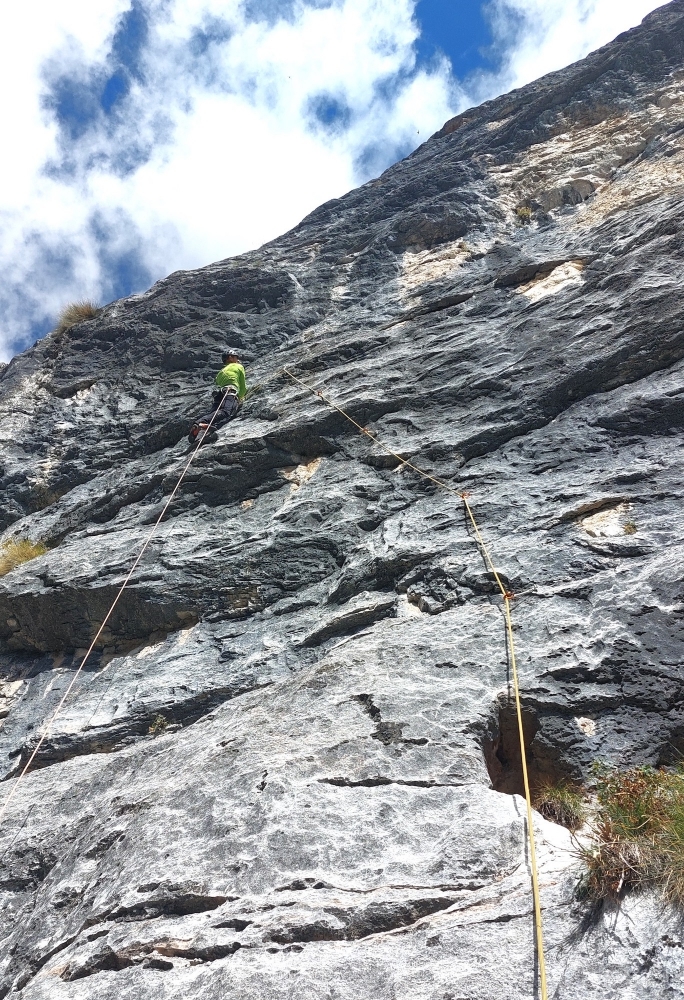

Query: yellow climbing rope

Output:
[0, 362, 548, 998]
[462, 495, 548, 1000]
[283, 367, 548, 999]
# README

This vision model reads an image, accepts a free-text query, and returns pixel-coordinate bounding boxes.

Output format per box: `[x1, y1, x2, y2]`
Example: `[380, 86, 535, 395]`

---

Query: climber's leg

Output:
[188, 391, 240, 444]
[215, 391, 240, 427]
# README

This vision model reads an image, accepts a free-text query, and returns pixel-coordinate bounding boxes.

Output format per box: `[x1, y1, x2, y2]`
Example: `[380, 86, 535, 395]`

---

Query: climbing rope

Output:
[0, 364, 548, 997]
[282, 368, 548, 999]
[461, 496, 548, 1000]
[0, 398, 228, 827]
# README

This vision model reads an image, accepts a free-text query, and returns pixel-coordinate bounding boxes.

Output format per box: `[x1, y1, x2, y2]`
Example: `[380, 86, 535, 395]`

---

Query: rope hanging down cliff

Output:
[0, 366, 549, 999]
[281, 367, 549, 1000]
[0, 393, 230, 828]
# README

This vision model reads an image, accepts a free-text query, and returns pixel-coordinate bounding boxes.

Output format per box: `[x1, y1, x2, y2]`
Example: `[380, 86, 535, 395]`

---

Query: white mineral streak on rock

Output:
[519, 259, 586, 301]
[580, 502, 632, 537]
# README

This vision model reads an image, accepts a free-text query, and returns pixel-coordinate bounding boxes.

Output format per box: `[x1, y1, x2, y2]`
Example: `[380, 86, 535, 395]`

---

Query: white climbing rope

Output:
[0, 399, 227, 826]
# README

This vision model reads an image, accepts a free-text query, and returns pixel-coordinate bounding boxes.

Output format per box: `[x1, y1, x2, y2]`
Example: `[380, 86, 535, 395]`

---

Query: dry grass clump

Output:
[578, 764, 684, 904]
[149, 714, 168, 735]
[515, 205, 533, 224]
[54, 300, 100, 335]
[534, 780, 587, 831]
[0, 539, 48, 577]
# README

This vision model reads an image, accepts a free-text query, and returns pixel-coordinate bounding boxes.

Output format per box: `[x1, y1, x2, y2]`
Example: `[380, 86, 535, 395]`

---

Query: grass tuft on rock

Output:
[578, 764, 684, 904]
[533, 780, 587, 830]
[0, 539, 48, 577]
[515, 205, 533, 224]
[149, 714, 168, 735]
[54, 300, 100, 335]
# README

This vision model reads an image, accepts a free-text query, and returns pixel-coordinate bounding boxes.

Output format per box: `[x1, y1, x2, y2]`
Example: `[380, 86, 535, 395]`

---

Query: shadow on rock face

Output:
[482, 694, 584, 796]
[481, 689, 684, 799]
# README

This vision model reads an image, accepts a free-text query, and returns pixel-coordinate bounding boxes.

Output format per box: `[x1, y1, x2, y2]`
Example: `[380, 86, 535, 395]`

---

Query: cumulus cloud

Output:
[0, 0, 667, 359]
[0, 0, 459, 358]
[481, 0, 666, 94]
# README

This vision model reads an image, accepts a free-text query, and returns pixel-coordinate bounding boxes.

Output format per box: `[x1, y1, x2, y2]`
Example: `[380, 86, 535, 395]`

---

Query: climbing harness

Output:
[0, 397, 228, 828]
[281, 368, 548, 1000]
[0, 363, 548, 999]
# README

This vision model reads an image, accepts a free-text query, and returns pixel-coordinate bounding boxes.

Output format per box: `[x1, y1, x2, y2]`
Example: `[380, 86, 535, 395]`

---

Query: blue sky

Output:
[415, 0, 494, 77]
[0, 0, 666, 359]
[53, 1, 496, 163]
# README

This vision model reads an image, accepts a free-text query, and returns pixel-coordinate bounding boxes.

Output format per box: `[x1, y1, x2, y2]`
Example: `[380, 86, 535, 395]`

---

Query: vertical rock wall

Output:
[1, 2, 684, 995]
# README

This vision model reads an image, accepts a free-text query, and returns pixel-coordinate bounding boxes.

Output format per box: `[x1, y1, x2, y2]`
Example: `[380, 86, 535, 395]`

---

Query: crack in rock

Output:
[268, 897, 458, 944]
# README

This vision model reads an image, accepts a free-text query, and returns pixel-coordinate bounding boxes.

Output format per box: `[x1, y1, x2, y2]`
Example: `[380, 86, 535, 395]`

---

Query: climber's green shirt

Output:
[215, 362, 247, 399]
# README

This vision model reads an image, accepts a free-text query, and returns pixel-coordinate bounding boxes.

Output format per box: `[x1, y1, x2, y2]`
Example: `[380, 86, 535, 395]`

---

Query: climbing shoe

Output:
[188, 422, 216, 447]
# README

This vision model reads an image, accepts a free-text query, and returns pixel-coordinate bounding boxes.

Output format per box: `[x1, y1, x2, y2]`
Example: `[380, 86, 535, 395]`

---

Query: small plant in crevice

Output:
[54, 300, 100, 335]
[577, 764, 684, 905]
[515, 205, 533, 224]
[0, 539, 48, 577]
[149, 714, 169, 736]
[623, 521, 638, 535]
[533, 779, 587, 831]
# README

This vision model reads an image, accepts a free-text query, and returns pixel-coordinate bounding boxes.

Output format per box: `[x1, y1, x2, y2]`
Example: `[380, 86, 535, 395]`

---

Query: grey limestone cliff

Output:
[1, 2, 684, 996]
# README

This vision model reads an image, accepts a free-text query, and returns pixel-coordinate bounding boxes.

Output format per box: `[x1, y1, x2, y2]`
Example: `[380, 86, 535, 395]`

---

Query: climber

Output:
[188, 349, 247, 445]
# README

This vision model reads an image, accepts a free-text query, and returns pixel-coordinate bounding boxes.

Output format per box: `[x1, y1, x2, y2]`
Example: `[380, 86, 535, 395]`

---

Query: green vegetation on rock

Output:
[579, 764, 684, 905]
[534, 780, 587, 831]
[149, 714, 169, 735]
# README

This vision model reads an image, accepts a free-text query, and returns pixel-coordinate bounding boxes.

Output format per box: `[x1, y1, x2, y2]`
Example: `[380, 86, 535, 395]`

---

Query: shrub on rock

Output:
[534, 780, 587, 830]
[578, 764, 684, 904]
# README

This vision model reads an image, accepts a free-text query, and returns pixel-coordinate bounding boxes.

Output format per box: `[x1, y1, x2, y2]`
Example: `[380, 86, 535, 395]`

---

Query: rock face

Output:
[1, 2, 684, 995]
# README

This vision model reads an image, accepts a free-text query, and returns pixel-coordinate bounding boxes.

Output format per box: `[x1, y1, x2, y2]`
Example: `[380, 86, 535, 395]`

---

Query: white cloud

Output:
[0, 0, 668, 360]
[0, 0, 458, 359]
[482, 0, 666, 94]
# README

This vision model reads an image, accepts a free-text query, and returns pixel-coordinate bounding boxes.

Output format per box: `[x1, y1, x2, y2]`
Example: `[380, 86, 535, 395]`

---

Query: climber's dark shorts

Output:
[199, 390, 240, 429]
